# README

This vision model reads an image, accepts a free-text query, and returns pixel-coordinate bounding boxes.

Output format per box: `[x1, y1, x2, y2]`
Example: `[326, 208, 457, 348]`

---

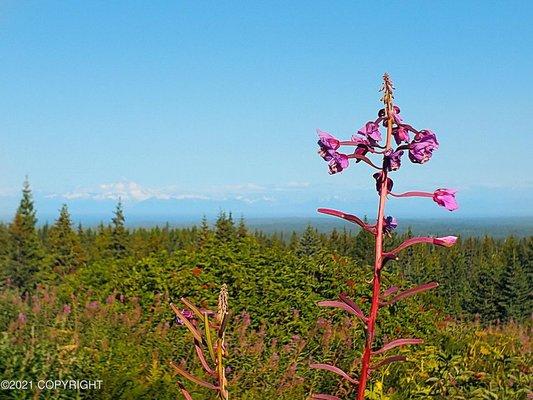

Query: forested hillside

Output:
[0, 183, 531, 399]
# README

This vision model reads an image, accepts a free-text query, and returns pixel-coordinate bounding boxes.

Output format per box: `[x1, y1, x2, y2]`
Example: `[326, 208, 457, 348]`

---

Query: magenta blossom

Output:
[350, 135, 373, 160]
[373, 172, 394, 193]
[392, 126, 410, 145]
[63, 304, 72, 314]
[357, 121, 382, 142]
[433, 236, 458, 247]
[328, 153, 349, 175]
[392, 105, 403, 125]
[383, 216, 397, 234]
[433, 189, 458, 211]
[18, 312, 27, 324]
[317, 129, 340, 161]
[385, 149, 404, 171]
[409, 130, 439, 164]
[317, 129, 340, 150]
[354, 145, 369, 159]
[87, 300, 99, 310]
[176, 309, 195, 325]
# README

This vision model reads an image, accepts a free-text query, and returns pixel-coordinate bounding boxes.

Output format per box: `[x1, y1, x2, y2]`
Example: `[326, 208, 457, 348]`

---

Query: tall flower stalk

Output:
[170, 284, 229, 399]
[312, 74, 458, 399]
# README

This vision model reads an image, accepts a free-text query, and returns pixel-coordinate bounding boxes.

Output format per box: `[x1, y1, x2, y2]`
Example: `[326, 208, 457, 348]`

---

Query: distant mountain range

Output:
[0, 189, 531, 237]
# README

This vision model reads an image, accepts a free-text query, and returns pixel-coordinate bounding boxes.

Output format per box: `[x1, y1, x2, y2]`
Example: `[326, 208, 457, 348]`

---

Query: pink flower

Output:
[433, 189, 458, 211]
[317, 129, 340, 161]
[63, 304, 72, 314]
[328, 153, 349, 175]
[373, 172, 394, 193]
[409, 130, 439, 164]
[392, 105, 403, 124]
[383, 216, 397, 234]
[350, 135, 373, 160]
[392, 126, 410, 144]
[18, 312, 27, 324]
[433, 236, 458, 247]
[176, 309, 195, 325]
[357, 121, 381, 142]
[87, 300, 99, 310]
[384, 149, 404, 171]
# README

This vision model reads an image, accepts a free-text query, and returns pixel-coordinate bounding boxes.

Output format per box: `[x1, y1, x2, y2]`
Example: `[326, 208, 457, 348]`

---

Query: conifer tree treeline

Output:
[0, 180, 531, 323]
[4, 178, 42, 292]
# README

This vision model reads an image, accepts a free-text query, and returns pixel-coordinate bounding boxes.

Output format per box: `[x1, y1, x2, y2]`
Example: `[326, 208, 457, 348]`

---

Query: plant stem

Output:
[356, 74, 394, 400]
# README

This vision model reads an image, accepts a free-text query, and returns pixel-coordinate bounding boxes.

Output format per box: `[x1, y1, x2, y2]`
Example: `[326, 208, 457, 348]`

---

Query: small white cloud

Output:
[235, 195, 276, 204]
[59, 181, 208, 202]
[217, 183, 266, 193]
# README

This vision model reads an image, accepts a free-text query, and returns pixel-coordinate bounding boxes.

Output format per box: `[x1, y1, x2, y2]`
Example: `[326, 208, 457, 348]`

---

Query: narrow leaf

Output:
[372, 338, 423, 355]
[339, 293, 367, 322]
[170, 361, 218, 390]
[317, 208, 375, 234]
[177, 382, 194, 400]
[382, 282, 439, 306]
[318, 300, 358, 316]
[370, 355, 407, 370]
[387, 236, 457, 257]
[180, 297, 205, 321]
[310, 363, 359, 384]
[318, 300, 367, 324]
[170, 303, 203, 342]
[381, 286, 399, 298]
[311, 394, 342, 400]
[194, 341, 215, 375]
[204, 312, 216, 363]
[216, 338, 226, 394]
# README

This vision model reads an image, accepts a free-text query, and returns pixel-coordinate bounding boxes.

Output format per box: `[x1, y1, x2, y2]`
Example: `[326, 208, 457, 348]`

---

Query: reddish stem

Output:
[356, 74, 394, 400]
[389, 191, 433, 198]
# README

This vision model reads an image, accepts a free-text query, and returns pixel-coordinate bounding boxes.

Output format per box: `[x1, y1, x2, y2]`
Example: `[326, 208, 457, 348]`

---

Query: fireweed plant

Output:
[311, 74, 459, 400]
[170, 284, 229, 400]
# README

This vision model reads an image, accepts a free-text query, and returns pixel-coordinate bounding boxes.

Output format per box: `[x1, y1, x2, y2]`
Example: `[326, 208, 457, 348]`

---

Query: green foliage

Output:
[110, 200, 129, 258]
[3, 178, 43, 292]
[0, 195, 531, 398]
[215, 211, 236, 244]
[296, 225, 321, 257]
[45, 204, 86, 278]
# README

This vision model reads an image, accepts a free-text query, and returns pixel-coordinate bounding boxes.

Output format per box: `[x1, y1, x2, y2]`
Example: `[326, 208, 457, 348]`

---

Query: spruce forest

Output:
[0, 180, 531, 399]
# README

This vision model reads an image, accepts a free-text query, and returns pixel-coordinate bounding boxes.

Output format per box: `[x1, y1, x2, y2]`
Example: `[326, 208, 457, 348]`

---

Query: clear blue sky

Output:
[0, 1, 531, 220]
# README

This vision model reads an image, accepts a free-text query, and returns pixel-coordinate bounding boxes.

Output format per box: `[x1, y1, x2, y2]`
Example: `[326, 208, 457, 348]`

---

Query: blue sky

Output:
[0, 1, 531, 221]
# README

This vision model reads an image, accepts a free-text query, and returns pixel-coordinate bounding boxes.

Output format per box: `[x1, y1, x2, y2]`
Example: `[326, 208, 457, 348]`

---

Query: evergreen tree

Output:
[6, 178, 42, 291]
[236, 216, 248, 239]
[354, 225, 374, 265]
[110, 200, 129, 257]
[296, 225, 321, 257]
[469, 265, 501, 323]
[328, 228, 340, 252]
[47, 204, 85, 275]
[215, 211, 235, 243]
[498, 238, 531, 321]
[288, 231, 299, 250]
[197, 215, 212, 247]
